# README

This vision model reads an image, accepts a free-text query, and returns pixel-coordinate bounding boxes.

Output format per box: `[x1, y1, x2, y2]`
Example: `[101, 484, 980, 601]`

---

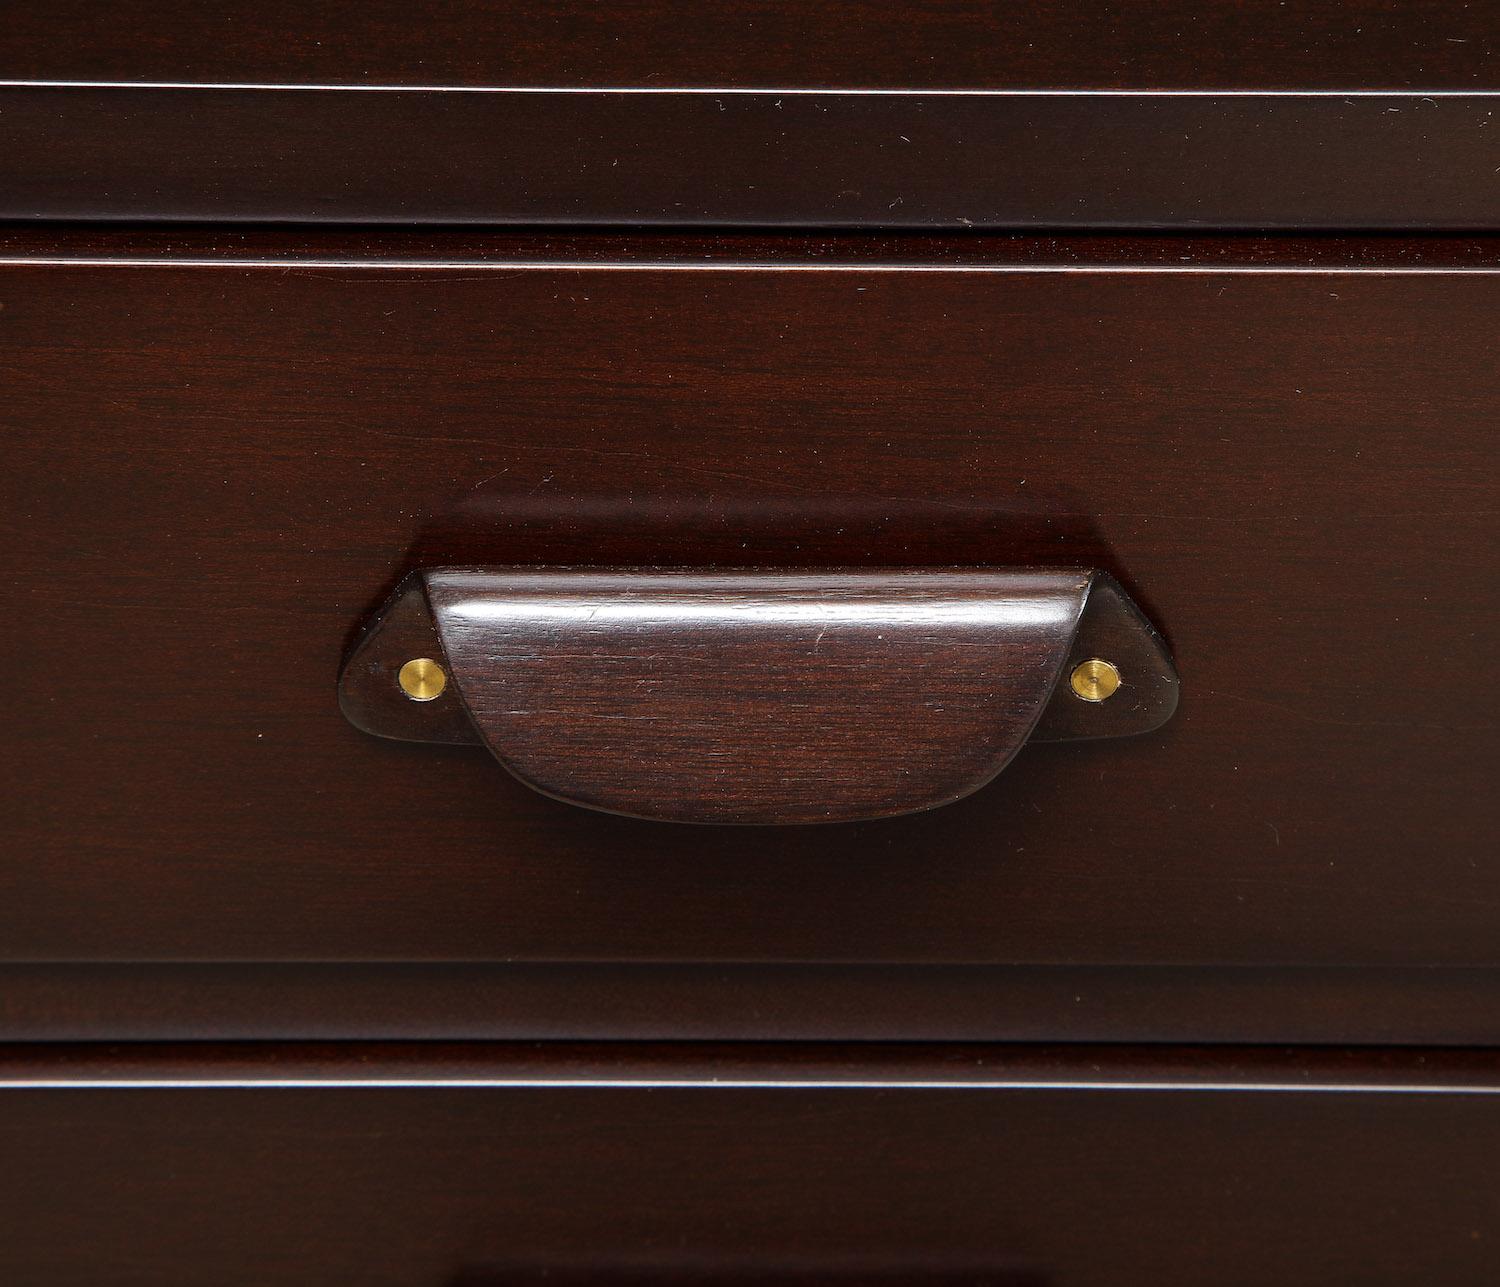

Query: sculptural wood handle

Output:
[339, 568, 1177, 824]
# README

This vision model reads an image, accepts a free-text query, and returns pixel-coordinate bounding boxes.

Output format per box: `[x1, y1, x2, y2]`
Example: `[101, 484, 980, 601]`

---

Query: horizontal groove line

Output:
[1, 258, 1496, 275]
[6, 1042, 1498, 1093]
[7, 1079, 1499, 1094]
[0, 82, 1495, 97]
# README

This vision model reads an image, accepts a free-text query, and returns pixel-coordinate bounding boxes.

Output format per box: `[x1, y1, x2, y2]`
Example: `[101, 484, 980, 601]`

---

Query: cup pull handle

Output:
[339, 567, 1177, 825]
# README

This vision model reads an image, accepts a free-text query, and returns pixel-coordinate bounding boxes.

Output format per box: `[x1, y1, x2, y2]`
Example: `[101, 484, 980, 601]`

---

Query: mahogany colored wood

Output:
[6, 228, 1500, 269]
[4, 10, 1497, 1277]
[0, 1043, 1498, 1286]
[6, 86, 1500, 227]
[4, 0, 1497, 89]
[2, 1039, 1498, 1089]
[340, 570, 482, 748]
[339, 568, 1175, 824]
[5, 963, 1500, 1045]
[2, 233, 1497, 980]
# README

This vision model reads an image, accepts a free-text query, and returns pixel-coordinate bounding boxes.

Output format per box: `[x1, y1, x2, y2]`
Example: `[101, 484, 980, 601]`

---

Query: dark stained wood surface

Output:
[2, 233, 1497, 971]
[3, 0, 1497, 89]
[7, 228, 1500, 269]
[340, 568, 1171, 824]
[7, 86, 1500, 227]
[0, 1043, 1498, 1285]
[3, 1039, 1498, 1089]
[4, 963, 1500, 1045]
[427, 567, 1092, 824]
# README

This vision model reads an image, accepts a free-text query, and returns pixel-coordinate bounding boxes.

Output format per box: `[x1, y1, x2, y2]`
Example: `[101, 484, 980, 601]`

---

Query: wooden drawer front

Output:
[8, 87, 1500, 228]
[1, 1045, 1498, 1287]
[7, 3, 1500, 228]
[2, 235, 1497, 988]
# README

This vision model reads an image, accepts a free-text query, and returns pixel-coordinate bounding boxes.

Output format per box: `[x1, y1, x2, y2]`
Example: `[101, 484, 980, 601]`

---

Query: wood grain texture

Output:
[1, 1045, 1498, 1285]
[339, 568, 1173, 824]
[431, 568, 1085, 824]
[6, 87, 1500, 227]
[3, 0, 1496, 89]
[4, 963, 1500, 1045]
[1, 235, 1497, 969]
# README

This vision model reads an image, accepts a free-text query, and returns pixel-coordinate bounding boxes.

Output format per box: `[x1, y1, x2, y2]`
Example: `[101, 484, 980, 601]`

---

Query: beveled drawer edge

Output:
[4, 964, 1499, 1047]
[4, 229, 1500, 271]
[2, 1041, 1499, 1094]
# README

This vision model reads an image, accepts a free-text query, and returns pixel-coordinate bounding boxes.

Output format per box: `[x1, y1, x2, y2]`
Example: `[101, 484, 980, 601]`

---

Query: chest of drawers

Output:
[2, 5, 1498, 1284]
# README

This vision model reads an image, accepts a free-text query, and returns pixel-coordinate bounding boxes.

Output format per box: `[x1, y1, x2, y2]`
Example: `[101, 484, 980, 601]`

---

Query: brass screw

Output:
[397, 657, 447, 702]
[1070, 658, 1121, 703]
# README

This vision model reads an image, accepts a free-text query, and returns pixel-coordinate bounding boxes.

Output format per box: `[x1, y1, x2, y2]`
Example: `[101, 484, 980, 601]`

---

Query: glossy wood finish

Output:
[5, 963, 1500, 1045]
[2, 234, 1497, 976]
[426, 568, 1091, 823]
[8, 228, 1500, 269]
[1, 1044, 1498, 1286]
[7, 87, 1500, 227]
[3, 1040, 1500, 1089]
[5, 0, 1497, 88]
[341, 568, 1174, 823]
